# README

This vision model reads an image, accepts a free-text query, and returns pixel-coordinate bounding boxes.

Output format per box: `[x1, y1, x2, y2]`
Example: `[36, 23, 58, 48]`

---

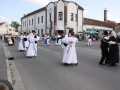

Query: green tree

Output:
[11, 21, 20, 29]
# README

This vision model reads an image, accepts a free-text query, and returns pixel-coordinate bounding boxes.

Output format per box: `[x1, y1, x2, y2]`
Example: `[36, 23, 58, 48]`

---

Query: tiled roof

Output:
[83, 18, 117, 29]
[0, 22, 5, 26]
[116, 25, 120, 30]
[21, 7, 46, 19]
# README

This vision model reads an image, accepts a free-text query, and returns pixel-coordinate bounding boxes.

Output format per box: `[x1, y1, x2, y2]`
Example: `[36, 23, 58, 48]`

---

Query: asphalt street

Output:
[6, 40, 120, 90]
[0, 40, 7, 80]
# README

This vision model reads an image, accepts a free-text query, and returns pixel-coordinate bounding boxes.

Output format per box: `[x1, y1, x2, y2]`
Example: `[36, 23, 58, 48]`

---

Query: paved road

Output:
[0, 40, 7, 80]
[6, 40, 120, 90]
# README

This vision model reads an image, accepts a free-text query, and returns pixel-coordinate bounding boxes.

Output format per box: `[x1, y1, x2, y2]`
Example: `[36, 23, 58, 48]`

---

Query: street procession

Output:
[1, 0, 120, 90]
[4, 29, 119, 66]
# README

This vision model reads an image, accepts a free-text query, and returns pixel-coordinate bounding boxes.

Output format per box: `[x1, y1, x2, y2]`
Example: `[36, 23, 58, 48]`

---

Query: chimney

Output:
[104, 9, 107, 22]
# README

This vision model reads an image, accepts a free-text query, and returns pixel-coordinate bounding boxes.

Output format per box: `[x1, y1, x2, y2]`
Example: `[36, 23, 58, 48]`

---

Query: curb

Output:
[2, 43, 26, 90]
[2, 43, 12, 84]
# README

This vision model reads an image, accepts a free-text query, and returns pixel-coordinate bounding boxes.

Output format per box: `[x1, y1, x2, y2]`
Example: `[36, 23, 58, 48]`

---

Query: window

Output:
[71, 13, 74, 21]
[49, 13, 52, 22]
[41, 29, 43, 36]
[58, 12, 63, 20]
[32, 19, 33, 25]
[38, 17, 40, 24]
[9, 29, 12, 31]
[29, 20, 31, 26]
[25, 21, 26, 26]
[38, 29, 40, 36]
[23, 22, 24, 27]
[75, 14, 77, 22]
[41, 16, 43, 23]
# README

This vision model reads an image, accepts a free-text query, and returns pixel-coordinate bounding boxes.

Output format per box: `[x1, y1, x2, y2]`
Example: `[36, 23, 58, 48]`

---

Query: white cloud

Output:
[83, 7, 90, 15]
[0, 16, 9, 22]
[26, 0, 65, 6]
[108, 14, 120, 23]
[26, 0, 50, 6]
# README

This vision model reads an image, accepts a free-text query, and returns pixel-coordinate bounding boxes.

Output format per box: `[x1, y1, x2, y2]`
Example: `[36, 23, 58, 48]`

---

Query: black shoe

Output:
[110, 63, 116, 66]
[99, 62, 105, 65]
[8, 57, 14, 60]
[63, 63, 69, 65]
[105, 62, 110, 64]
[74, 63, 78, 66]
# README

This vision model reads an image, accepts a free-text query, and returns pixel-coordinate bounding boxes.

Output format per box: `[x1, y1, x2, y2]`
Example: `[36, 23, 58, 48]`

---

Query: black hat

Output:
[32, 30, 36, 33]
[104, 31, 108, 35]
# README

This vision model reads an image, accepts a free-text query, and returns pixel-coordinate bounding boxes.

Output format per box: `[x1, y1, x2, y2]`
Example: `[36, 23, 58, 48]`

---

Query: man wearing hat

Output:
[99, 31, 109, 65]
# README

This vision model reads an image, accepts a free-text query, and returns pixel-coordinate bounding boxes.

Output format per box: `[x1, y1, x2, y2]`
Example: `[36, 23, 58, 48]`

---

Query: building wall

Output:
[67, 2, 78, 34]
[0, 23, 8, 35]
[56, 0, 64, 31]
[83, 25, 113, 31]
[0, 23, 17, 35]
[21, 0, 84, 36]
[35, 11, 46, 36]
[78, 9, 83, 32]
[22, 10, 46, 36]
[47, 3, 55, 34]
[22, 18, 28, 32]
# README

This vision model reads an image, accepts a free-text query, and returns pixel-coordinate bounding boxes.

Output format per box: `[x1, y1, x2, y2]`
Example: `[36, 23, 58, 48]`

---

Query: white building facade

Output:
[21, 0, 84, 36]
[0, 22, 18, 35]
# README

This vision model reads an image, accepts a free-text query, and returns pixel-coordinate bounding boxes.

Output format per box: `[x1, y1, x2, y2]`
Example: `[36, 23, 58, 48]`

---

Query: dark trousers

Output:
[99, 48, 109, 63]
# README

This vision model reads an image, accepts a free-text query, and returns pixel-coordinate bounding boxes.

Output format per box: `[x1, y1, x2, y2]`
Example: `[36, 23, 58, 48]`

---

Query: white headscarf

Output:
[111, 31, 117, 38]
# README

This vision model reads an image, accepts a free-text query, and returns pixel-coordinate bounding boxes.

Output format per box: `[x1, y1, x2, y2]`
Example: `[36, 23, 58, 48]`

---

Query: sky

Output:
[0, 0, 120, 24]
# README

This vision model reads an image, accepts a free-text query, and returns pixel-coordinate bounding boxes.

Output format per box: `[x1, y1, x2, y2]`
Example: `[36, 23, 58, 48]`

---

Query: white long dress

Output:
[24, 35, 29, 48]
[18, 35, 26, 51]
[26, 34, 39, 57]
[46, 35, 50, 45]
[55, 35, 62, 45]
[62, 36, 78, 64]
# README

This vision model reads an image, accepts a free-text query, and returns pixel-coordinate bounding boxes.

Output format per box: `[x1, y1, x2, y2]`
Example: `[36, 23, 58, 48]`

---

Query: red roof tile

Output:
[0, 22, 5, 26]
[116, 25, 120, 30]
[83, 18, 117, 29]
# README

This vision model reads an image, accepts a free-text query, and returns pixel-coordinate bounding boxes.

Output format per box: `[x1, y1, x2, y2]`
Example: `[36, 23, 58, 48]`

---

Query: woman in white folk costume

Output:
[55, 34, 62, 45]
[18, 33, 26, 51]
[87, 35, 92, 46]
[26, 30, 40, 57]
[62, 32, 78, 65]
[24, 33, 29, 49]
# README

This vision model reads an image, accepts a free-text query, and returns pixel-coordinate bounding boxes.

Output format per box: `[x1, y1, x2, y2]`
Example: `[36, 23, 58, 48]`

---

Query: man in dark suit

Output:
[99, 31, 109, 65]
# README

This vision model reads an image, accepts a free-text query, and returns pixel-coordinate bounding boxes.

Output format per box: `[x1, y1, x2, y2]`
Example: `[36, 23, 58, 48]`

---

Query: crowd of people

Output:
[1, 30, 119, 66]
[99, 31, 119, 66]
[17, 30, 78, 65]
[18, 30, 40, 57]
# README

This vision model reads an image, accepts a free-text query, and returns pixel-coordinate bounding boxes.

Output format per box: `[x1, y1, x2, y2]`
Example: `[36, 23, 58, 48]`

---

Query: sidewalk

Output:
[0, 40, 7, 80]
